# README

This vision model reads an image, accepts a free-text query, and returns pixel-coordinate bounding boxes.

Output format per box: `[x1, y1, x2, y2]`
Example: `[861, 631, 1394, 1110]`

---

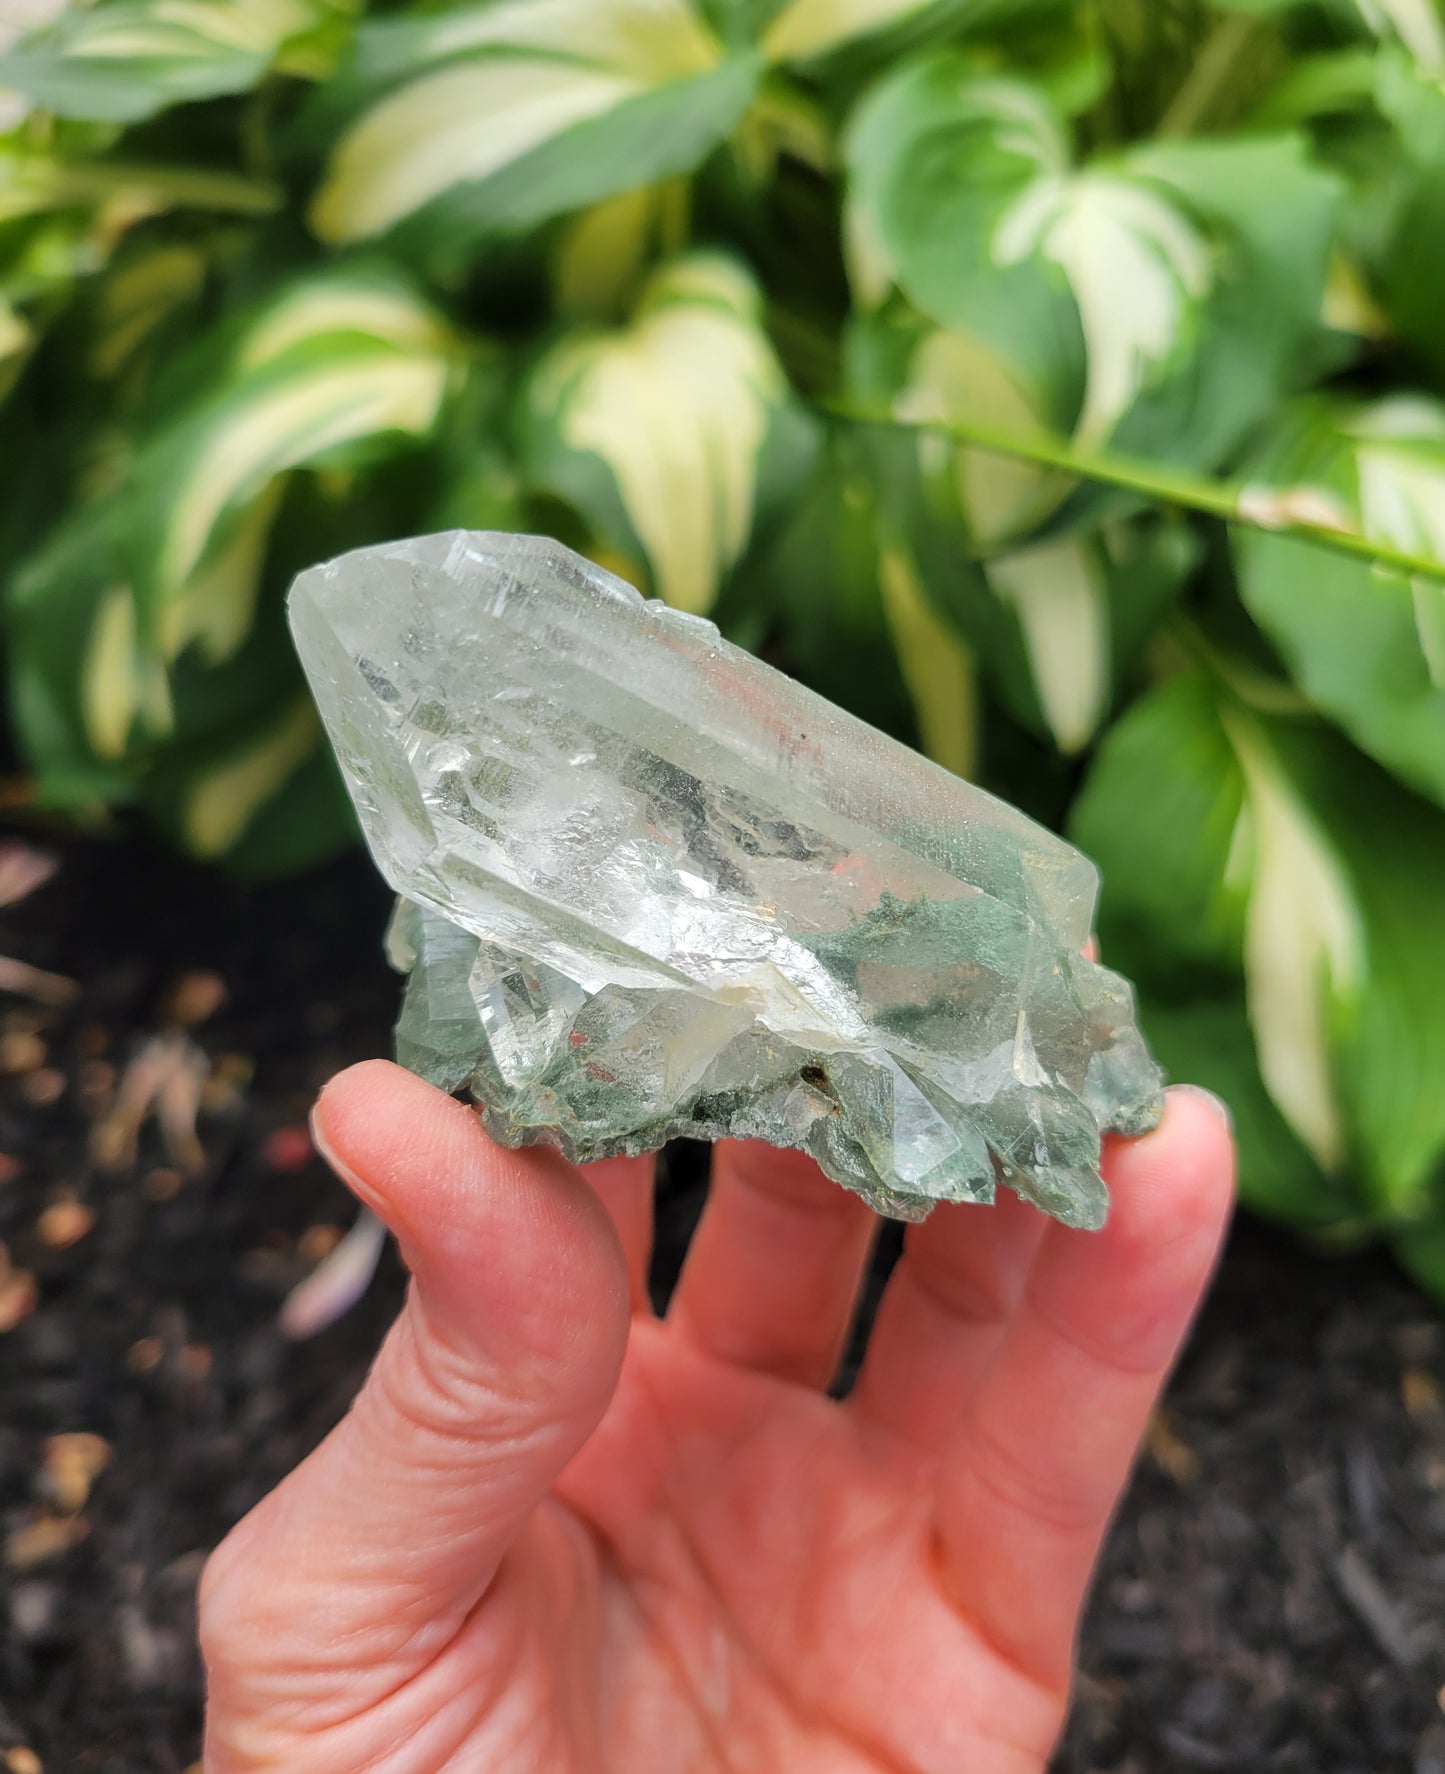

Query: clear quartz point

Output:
[289, 531, 1164, 1228]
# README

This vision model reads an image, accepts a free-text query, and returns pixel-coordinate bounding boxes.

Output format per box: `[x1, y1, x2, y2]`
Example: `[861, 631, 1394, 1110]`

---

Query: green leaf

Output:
[144, 277, 459, 661]
[762, 0, 1056, 64]
[1073, 671, 1445, 1222]
[310, 0, 759, 250]
[1221, 705, 1364, 1174]
[204, 739, 358, 879]
[1234, 394, 1445, 809]
[844, 63, 1078, 398]
[523, 255, 806, 616]
[845, 58, 1339, 466]
[10, 269, 462, 793]
[844, 305, 1198, 752]
[1394, 1215, 1445, 1301]
[878, 544, 978, 778]
[1372, 47, 1445, 376]
[0, 146, 280, 230]
[1141, 997, 1351, 1228]
[179, 695, 320, 858]
[1071, 672, 1249, 977]
[0, 0, 334, 123]
[1219, 0, 1445, 62]
[0, 297, 33, 401]
[987, 536, 1111, 753]
[728, 429, 917, 741]
[88, 242, 209, 380]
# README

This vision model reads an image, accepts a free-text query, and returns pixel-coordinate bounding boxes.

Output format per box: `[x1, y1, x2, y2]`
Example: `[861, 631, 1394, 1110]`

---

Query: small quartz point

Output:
[289, 532, 1163, 1229]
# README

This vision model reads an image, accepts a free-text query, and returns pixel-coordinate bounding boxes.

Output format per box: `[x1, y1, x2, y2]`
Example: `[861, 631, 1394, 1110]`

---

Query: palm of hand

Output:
[496, 1326, 1059, 1773]
[201, 1064, 1232, 1774]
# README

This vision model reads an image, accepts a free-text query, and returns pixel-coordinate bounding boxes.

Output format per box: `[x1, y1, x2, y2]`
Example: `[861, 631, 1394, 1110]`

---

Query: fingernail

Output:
[1168, 1084, 1234, 1136]
[309, 1103, 392, 1220]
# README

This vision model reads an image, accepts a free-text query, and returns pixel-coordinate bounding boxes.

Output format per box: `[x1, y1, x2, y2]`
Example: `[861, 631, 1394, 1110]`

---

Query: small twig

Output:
[0, 842, 58, 910]
[90, 1034, 209, 1176]
[0, 955, 79, 1008]
[1334, 1544, 1420, 1668]
[1157, 11, 1264, 139]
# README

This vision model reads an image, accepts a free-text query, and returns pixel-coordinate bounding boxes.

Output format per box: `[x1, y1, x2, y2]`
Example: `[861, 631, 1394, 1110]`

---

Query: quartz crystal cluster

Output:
[289, 532, 1163, 1228]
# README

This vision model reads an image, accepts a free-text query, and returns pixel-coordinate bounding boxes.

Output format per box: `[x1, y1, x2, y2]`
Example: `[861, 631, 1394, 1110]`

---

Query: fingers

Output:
[200, 1061, 630, 1701]
[584, 1152, 655, 1313]
[933, 1088, 1234, 1689]
[848, 1188, 1048, 1446]
[667, 1139, 878, 1389]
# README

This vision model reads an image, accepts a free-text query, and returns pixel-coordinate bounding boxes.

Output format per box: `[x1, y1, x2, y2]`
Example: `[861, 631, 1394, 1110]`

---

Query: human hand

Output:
[200, 1060, 1233, 1773]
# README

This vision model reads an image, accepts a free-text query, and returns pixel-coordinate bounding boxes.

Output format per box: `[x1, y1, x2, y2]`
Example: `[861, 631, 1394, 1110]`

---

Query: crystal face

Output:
[289, 531, 1164, 1228]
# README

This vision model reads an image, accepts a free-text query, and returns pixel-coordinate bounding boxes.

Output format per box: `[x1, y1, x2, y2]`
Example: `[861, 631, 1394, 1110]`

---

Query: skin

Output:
[200, 1060, 1234, 1773]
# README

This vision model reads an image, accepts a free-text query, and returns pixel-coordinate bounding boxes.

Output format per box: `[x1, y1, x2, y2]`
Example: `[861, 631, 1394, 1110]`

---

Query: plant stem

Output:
[821, 400, 1445, 586]
[1157, 11, 1262, 138]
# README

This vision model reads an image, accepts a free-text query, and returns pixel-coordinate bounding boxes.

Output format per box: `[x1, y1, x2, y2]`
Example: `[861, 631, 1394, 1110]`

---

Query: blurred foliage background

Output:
[2, 0, 1445, 1295]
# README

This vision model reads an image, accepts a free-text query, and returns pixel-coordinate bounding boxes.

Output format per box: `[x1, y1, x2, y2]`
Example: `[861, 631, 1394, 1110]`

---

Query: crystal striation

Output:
[289, 532, 1164, 1229]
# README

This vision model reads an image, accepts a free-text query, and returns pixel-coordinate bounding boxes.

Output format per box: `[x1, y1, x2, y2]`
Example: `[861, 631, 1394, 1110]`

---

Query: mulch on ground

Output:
[0, 833, 1441, 1773]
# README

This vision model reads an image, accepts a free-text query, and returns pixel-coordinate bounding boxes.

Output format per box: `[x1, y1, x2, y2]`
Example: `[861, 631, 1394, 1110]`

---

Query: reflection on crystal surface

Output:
[290, 532, 1164, 1229]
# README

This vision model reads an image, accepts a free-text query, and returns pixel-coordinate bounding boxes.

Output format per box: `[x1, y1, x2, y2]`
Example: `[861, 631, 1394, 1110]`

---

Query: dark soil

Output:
[0, 834, 1441, 1773]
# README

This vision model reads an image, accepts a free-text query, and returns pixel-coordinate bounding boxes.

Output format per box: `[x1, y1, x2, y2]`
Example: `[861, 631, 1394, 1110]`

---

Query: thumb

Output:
[200, 1060, 630, 1697]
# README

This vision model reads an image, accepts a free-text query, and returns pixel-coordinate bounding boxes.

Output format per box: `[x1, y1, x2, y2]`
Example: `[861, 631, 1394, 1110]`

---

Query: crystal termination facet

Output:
[289, 532, 1164, 1229]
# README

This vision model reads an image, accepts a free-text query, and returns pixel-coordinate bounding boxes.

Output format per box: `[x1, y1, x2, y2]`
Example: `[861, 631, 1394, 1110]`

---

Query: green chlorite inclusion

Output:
[289, 531, 1163, 1229]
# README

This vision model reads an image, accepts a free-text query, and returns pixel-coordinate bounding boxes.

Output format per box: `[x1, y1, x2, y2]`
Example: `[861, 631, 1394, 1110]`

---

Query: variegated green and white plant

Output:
[4, 0, 1445, 1297]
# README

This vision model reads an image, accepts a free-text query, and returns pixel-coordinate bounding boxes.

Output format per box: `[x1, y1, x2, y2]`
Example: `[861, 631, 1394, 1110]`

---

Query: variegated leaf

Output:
[310, 0, 755, 248]
[1074, 674, 1445, 1225]
[1235, 395, 1445, 807]
[526, 255, 789, 615]
[1222, 710, 1364, 1172]
[154, 275, 458, 663]
[989, 537, 1110, 753]
[0, 297, 32, 400]
[894, 325, 1061, 547]
[0, 0, 336, 122]
[763, 0, 1058, 63]
[993, 172, 1213, 447]
[183, 697, 320, 858]
[846, 56, 1336, 461]
[552, 182, 689, 321]
[90, 244, 208, 379]
[1355, 0, 1445, 65]
[878, 546, 977, 778]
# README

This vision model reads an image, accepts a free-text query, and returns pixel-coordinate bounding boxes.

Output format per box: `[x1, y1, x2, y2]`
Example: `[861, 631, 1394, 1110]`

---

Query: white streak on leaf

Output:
[532, 257, 784, 615]
[1352, 397, 1445, 687]
[311, 0, 719, 244]
[82, 585, 140, 760]
[842, 194, 894, 309]
[312, 60, 641, 243]
[184, 699, 319, 857]
[764, 0, 925, 61]
[417, 0, 718, 79]
[160, 478, 287, 667]
[989, 537, 1110, 753]
[896, 328, 1060, 547]
[163, 355, 449, 594]
[879, 546, 977, 780]
[241, 283, 453, 370]
[994, 173, 1213, 446]
[1356, 0, 1445, 67]
[1223, 711, 1363, 1172]
[554, 183, 686, 320]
